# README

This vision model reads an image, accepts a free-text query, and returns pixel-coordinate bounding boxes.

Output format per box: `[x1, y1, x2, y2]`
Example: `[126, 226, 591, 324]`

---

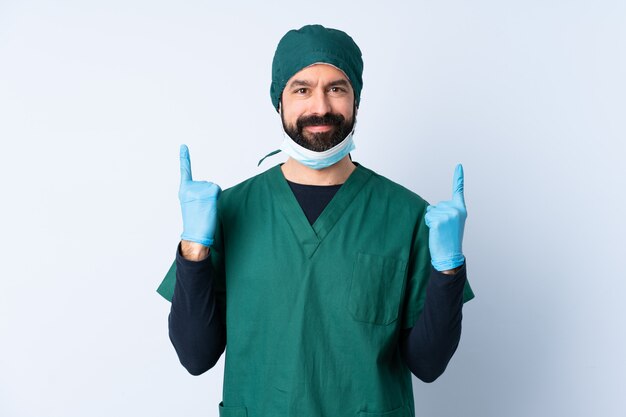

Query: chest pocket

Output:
[347, 252, 408, 325]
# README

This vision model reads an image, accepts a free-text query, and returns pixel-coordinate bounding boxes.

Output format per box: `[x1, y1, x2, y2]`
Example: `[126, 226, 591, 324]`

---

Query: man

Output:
[157, 24, 474, 417]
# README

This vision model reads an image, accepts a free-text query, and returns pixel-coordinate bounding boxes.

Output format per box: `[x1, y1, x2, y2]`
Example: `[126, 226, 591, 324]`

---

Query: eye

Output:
[294, 88, 308, 94]
[329, 86, 346, 93]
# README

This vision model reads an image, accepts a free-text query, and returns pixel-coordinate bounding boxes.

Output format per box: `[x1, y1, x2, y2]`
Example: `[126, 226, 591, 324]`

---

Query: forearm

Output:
[401, 263, 466, 382]
[168, 242, 226, 375]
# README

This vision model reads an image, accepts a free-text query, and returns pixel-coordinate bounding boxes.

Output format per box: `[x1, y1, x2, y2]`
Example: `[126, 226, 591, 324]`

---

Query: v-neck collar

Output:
[268, 163, 373, 259]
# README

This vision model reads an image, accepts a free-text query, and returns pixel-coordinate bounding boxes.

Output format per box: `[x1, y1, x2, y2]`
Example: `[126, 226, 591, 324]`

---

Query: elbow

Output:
[177, 346, 222, 376]
[414, 366, 446, 383]
[168, 313, 226, 376]
[182, 360, 214, 376]
[184, 364, 208, 376]
[175, 345, 223, 376]
[406, 332, 462, 383]
[402, 345, 452, 383]
[405, 349, 451, 383]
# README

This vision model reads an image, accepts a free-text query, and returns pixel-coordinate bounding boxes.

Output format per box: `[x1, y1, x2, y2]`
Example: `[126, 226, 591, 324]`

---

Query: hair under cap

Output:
[270, 24, 363, 112]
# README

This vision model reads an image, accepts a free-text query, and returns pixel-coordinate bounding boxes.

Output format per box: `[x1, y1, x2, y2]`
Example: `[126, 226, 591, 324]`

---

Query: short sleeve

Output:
[156, 259, 177, 302]
[400, 209, 432, 329]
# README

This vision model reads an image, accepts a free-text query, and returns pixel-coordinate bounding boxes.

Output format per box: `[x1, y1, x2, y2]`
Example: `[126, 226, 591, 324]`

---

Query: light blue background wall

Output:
[1, 1, 624, 416]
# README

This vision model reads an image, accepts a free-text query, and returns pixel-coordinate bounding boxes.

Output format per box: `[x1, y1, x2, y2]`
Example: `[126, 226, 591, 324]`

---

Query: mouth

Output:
[304, 125, 334, 133]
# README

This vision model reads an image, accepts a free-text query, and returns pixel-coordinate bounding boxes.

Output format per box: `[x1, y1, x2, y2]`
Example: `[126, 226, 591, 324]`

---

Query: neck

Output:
[281, 155, 356, 185]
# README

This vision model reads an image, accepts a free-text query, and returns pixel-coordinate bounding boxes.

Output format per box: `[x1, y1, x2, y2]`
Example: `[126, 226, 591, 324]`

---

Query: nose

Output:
[308, 88, 332, 116]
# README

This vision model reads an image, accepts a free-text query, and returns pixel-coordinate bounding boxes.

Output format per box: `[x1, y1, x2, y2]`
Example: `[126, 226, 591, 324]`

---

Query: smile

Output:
[304, 125, 333, 133]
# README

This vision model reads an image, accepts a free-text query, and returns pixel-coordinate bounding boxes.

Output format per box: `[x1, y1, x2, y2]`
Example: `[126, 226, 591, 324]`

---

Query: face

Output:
[280, 63, 356, 152]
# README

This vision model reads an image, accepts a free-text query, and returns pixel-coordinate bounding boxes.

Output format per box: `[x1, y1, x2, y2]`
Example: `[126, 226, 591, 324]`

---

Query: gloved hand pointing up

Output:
[179, 144, 221, 247]
[425, 164, 467, 272]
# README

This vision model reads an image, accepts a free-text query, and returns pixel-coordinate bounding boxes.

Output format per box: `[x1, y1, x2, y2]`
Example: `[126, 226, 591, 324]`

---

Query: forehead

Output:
[286, 63, 351, 86]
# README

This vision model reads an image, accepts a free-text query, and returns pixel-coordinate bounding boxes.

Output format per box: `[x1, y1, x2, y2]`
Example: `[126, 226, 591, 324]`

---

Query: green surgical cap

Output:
[270, 24, 363, 112]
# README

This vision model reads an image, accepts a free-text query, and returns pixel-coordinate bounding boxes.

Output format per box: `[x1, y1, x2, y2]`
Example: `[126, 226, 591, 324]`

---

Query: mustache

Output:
[296, 113, 345, 130]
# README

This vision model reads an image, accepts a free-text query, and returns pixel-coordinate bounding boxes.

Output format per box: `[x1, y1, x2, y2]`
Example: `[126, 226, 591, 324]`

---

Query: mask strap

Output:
[258, 149, 282, 167]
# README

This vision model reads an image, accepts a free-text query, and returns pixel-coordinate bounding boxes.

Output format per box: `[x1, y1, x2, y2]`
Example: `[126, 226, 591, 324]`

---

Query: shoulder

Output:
[217, 165, 279, 208]
[358, 163, 429, 211]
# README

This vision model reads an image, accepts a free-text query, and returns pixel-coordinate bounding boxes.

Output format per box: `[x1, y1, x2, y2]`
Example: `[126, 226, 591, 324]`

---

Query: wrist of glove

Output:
[430, 254, 465, 272]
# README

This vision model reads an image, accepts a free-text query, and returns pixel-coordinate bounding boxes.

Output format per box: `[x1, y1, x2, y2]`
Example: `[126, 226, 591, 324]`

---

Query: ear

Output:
[277, 95, 283, 114]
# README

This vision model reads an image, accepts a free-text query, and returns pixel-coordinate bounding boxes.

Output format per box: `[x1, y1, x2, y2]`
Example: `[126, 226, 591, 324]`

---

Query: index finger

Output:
[180, 144, 192, 183]
[452, 163, 465, 206]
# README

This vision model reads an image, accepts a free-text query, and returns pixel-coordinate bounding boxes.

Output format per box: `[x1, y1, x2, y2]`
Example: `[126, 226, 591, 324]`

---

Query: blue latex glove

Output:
[425, 164, 467, 271]
[178, 144, 221, 247]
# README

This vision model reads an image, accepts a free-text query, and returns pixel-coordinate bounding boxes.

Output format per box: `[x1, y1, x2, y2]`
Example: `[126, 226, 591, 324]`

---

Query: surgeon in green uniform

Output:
[158, 24, 474, 417]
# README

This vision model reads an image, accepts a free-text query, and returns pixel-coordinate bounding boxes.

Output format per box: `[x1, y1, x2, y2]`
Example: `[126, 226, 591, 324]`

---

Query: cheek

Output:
[281, 110, 300, 130]
[341, 105, 355, 121]
[283, 110, 298, 125]
[332, 98, 355, 119]
[282, 105, 306, 126]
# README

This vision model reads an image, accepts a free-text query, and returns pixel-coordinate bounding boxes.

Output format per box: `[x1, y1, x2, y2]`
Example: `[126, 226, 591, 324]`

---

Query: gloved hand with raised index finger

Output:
[178, 144, 221, 247]
[425, 164, 467, 272]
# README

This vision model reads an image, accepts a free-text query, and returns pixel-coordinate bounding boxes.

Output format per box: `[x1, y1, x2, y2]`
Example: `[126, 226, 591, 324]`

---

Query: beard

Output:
[281, 108, 356, 152]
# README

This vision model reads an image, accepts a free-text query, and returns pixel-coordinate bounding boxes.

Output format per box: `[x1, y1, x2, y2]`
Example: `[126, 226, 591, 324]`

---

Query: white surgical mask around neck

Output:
[257, 108, 357, 169]
[278, 125, 356, 170]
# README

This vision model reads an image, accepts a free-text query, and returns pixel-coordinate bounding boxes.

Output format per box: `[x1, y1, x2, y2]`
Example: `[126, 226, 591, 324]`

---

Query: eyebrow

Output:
[327, 79, 350, 88]
[288, 79, 312, 88]
[288, 79, 351, 89]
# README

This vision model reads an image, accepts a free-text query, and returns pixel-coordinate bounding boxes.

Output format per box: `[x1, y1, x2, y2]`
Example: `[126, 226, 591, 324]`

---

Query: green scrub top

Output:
[158, 163, 474, 417]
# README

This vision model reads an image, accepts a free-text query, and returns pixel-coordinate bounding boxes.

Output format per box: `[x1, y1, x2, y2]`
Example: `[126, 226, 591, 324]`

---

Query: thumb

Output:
[180, 144, 192, 183]
[452, 163, 465, 206]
